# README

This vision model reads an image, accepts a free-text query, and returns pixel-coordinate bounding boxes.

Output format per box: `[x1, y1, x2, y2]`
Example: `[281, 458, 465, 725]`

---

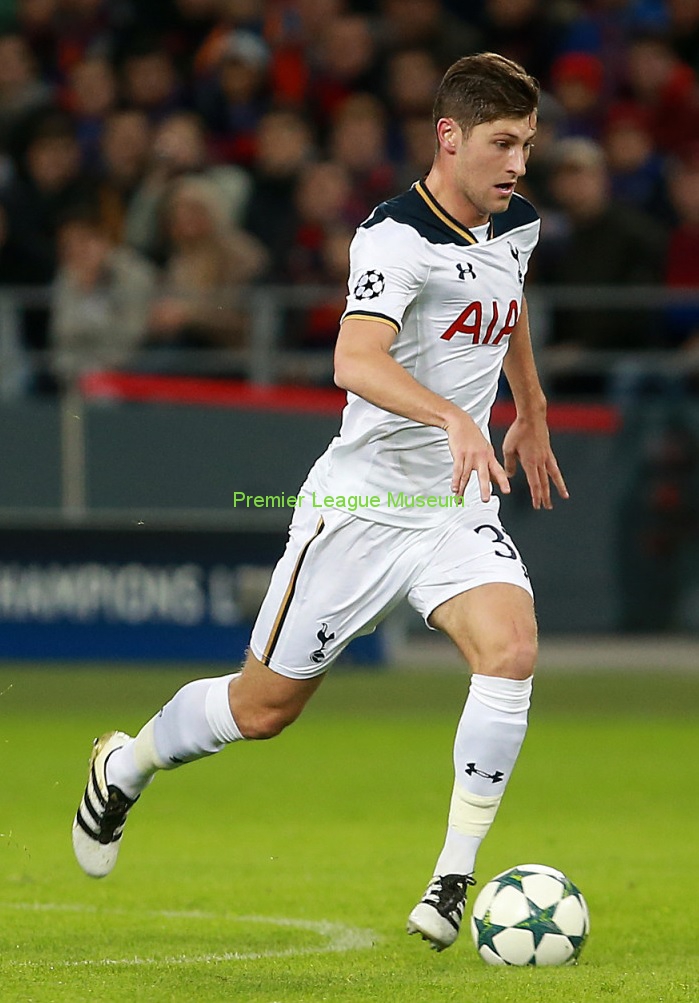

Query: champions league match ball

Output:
[470, 863, 590, 966]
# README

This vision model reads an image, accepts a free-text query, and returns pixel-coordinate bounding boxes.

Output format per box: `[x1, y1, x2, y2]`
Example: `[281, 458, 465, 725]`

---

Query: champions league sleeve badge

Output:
[353, 269, 385, 299]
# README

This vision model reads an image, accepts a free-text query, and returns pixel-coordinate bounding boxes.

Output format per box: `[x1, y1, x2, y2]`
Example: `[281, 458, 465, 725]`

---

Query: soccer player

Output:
[72, 52, 568, 953]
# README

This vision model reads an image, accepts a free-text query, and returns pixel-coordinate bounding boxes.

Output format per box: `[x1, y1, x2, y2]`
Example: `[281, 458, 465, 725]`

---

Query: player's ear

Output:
[436, 118, 460, 155]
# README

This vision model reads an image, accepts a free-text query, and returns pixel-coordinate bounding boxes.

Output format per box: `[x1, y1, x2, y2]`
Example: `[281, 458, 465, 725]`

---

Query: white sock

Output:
[106, 673, 244, 799]
[434, 673, 533, 877]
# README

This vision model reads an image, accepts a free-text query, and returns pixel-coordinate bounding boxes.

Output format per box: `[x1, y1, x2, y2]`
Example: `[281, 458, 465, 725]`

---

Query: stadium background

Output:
[1, 0, 699, 658]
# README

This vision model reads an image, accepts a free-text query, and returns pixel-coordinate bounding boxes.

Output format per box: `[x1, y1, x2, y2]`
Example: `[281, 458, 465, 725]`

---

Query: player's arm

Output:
[501, 297, 568, 509]
[334, 317, 510, 501]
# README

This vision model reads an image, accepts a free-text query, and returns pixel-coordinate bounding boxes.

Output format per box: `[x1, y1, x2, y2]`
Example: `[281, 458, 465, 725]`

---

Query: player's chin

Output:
[489, 188, 515, 213]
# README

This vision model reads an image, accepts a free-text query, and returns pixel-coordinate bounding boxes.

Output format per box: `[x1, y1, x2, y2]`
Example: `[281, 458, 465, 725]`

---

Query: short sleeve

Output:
[341, 220, 427, 333]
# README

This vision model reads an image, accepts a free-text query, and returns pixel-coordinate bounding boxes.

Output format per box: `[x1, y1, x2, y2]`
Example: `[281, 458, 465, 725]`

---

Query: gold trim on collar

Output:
[415, 180, 478, 245]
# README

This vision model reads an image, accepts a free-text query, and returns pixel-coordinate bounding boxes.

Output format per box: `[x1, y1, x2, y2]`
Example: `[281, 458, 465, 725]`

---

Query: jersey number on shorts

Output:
[475, 523, 530, 580]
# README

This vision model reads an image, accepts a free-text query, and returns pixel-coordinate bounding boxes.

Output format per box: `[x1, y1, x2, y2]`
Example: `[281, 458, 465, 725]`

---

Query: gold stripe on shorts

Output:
[261, 516, 325, 666]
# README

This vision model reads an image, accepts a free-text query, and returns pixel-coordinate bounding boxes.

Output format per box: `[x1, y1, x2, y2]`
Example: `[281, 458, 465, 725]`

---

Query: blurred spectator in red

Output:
[291, 224, 353, 365]
[479, 0, 565, 85]
[119, 43, 186, 124]
[5, 0, 112, 89]
[262, 0, 344, 109]
[664, 146, 699, 348]
[308, 225, 351, 311]
[0, 32, 52, 150]
[194, 0, 268, 69]
[378, 0, 480, 68]
[162, 0, 223, 74]
[624, 30, 699, 155]
[329, 93, 397, 221]
[146, 174, 267, 361]
[556, 0, 667, 100]
[124, 110, 251, 263]
[96, 108, 151, 244]
[309, 13, 380, 128]
[281, 157, 355, 368]
[50, 206, 156, 384]
[190, 0, 274, 132]
[603, 101, 668, 218]
[550, 51, 606, 140]
[61, 54, 116, 168]
[195, 0, 266, 60]
[284, 159, 356, 282]
[121, 0, 221, 54]
[49, 0, 115, 83]
[195, 30, 271, 167]
[242, 107, 314, 275]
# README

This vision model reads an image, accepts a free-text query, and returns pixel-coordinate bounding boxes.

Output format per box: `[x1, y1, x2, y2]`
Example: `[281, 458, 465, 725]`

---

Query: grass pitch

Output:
[1, 664, 698, 1003]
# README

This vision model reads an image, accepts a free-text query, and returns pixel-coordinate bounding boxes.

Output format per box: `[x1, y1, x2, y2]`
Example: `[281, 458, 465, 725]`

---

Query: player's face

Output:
[451, 114, 537, 222]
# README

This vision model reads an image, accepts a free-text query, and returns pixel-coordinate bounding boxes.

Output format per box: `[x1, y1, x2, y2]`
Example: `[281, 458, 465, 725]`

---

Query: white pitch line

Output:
[2, 902, 378, 968]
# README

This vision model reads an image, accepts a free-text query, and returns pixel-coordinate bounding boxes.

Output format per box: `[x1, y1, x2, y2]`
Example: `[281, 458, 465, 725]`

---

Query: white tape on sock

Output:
[448, 783, 502, 838]
[131, 717, 168, 772]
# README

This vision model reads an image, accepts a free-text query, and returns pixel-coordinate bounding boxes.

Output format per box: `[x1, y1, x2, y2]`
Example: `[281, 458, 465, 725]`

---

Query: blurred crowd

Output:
[0, 0, 698, 396]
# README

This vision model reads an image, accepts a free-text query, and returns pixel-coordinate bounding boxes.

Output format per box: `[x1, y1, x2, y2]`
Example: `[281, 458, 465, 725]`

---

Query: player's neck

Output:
[423, 165, 489, 230]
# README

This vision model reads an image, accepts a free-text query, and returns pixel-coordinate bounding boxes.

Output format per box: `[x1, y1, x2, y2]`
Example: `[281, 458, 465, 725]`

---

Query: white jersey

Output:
[304, 178, 540, 527]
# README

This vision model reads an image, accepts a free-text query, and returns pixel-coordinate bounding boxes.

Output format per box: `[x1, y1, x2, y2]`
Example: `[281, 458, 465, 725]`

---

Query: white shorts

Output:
[249, 499, 532, 679]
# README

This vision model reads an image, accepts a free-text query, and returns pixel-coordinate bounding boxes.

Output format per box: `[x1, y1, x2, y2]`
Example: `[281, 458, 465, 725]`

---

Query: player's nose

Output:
[512, 148, 527, 176]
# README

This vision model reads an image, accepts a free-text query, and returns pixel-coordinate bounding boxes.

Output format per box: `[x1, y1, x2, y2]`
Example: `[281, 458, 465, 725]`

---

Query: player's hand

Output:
[502, 415, 569, 510]
[445, 411, 511, 502]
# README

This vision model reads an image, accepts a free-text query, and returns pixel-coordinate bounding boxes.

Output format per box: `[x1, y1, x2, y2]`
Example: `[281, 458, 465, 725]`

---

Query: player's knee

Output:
[482, 636, 537, 680]
[235, 704, 300, 740]
[232, 652, 321, 740]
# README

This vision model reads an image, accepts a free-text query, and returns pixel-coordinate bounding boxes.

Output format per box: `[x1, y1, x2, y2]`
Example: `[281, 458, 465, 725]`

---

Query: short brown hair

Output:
[433, 52, 540, 135]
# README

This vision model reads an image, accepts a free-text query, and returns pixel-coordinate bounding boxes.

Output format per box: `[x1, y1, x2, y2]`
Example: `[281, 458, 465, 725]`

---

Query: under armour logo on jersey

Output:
[310, 622, 336, 663]
[465, 762, 504, 783]
[353, 269, 385, 299]
[509, 243, 523, 284]
[456, 262, 476, 280]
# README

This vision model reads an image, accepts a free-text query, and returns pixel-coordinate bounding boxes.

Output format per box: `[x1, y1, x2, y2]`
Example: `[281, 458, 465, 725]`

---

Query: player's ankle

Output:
[105, 736, 157, 800]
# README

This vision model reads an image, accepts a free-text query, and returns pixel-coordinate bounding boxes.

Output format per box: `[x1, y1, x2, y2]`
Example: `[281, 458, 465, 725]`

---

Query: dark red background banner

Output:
[81, 372, 620, 434]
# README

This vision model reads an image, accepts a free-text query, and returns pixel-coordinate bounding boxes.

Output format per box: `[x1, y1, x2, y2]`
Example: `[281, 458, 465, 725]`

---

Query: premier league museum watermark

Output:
[232, 491, 465, 512]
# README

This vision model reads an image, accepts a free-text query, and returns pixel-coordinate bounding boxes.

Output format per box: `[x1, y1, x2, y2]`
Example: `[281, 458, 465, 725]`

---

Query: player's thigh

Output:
[230, 650, 326, 739]
[249, 506, 411, 678]
[428, 582, 537, 679]
[407, 501, 537, 679]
